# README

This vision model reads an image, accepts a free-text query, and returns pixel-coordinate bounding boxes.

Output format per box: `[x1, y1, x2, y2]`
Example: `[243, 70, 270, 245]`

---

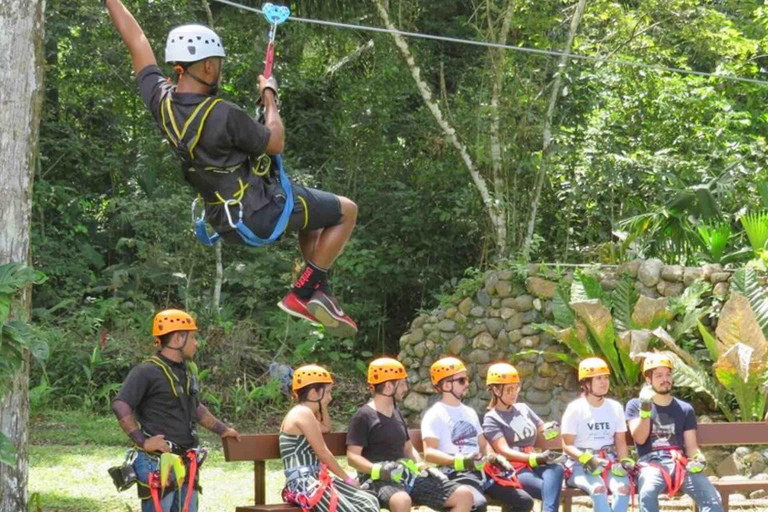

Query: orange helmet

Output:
[292, 365, 334, 395]
[152, 309, 197, 337]
[430, 357, 467, 386]
[643, 353, 674, 373]
[578, 357, 611, 381]
[486, 363, 520, 385]
[367, 358, 407, 385]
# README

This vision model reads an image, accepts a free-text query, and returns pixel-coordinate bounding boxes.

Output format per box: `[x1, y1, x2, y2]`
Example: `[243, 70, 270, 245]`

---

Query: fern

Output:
[731, 268, 768, 339]
[668, 353, 735, 422]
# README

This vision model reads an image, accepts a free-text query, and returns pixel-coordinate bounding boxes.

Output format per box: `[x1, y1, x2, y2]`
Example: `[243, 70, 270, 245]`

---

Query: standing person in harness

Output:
[625, 353, 724, 512]
[481, 363, 565, 512]
[111, 309, 240, 512]
[103, 0, 359, 337]
[561, 358, 633, 512]
[420, 357, 534, 512]
[279, 364, 380, 512]
[346, 357, 475, 512]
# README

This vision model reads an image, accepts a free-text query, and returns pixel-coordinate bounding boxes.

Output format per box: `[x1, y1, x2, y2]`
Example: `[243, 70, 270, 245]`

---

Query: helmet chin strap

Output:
[184, 67, 220, 96]
[494, 386, 511, 408]
[444, 382, 464, 402]
[303, 388, 327, 422]
[381, 380, 400, 407]
[166, 331, 189, 353]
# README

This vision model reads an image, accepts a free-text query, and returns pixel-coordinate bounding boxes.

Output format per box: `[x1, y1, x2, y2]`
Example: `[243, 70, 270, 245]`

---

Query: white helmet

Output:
[165, 24, 226, 63]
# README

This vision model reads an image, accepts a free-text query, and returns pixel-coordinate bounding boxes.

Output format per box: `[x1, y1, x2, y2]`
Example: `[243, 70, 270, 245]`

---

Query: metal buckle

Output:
[191, 197, 205, 224]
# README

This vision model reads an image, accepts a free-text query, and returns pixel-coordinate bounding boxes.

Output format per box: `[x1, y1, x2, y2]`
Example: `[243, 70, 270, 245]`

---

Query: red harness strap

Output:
[643, 449, 687, 496]
[511, 446, 535, 473]
[283, 464, 339, 512]
[483, 463, 522, 489]
[182, 451, 199, 512]
[147, 471, 163, 512]
[596, 449, 637, 510]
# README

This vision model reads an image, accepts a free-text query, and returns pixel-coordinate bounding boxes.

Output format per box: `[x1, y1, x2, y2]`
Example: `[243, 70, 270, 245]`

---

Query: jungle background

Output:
[15, 0, 768, 508]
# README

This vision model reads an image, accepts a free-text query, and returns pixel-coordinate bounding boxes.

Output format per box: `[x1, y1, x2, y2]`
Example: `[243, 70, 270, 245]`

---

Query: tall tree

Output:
[0, 0, 45, 509]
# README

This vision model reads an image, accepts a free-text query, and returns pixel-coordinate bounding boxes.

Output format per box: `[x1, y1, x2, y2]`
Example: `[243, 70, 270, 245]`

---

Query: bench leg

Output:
[254, 460, 266, 505]
[722, 492, 729, 512]
[562, 494, 572, 512]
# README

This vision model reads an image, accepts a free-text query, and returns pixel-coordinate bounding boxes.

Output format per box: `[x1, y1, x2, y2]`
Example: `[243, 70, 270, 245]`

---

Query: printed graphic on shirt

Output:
[451, 421, 479, 450]
[650, 411, 676, 448]
[507, 414, 537, 444]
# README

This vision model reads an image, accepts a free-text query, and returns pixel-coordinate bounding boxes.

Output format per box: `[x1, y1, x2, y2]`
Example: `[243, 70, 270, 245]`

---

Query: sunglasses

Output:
[446, 377, 468, 386]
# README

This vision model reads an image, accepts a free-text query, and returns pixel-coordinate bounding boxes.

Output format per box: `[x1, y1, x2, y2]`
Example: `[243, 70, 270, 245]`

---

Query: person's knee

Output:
[518, 492, 535, 512]
[592, 485, 606, 495]
[452, 486, 475, 508]
[388, 491, 412, 512]
[617, 484, 630, 495]
[339, 196, 358, 222]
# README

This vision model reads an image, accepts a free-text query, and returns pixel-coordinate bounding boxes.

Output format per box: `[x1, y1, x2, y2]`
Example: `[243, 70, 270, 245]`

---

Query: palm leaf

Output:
[740, 212, 768, 253]
[731, 268, 768, 339]
[698, 320, 719, 361]
[612, 276, 638, 333]
[697, 222, 730, 262]
[666, 353, 735, 422]
[552, 284, 574, 329]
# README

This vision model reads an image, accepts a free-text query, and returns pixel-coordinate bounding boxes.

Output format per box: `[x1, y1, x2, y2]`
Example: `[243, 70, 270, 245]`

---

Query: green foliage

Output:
[741, 212, 768, 255]
[0, 263, 47, 464]
[732, 267, 768, 337]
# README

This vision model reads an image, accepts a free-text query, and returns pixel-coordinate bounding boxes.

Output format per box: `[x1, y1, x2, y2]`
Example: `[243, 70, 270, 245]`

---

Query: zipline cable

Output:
[211, 0, 768, 87]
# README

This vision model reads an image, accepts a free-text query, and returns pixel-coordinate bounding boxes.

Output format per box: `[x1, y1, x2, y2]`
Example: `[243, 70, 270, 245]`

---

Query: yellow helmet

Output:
[486, 363, 520, 385]
[578, 357, 611, 381]
[152, 309, 197, 337]
[292, 365, 334, 395]
[643, 353, 674, 373]
[367, 358, 407, 385]
[430, 357, 467, 386]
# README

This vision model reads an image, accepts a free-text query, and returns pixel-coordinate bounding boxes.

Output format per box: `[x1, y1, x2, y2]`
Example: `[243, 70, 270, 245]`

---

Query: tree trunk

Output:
[522, 0, 588, 256]
[487, 0, 516, 256]
[0, 0, 45, 510]
[372, 0, 508, 256]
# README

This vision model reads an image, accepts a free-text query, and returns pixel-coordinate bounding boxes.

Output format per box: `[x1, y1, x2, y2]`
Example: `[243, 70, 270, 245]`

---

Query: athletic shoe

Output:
[278, 290, 320, 325]
[306, 290, 358, 338]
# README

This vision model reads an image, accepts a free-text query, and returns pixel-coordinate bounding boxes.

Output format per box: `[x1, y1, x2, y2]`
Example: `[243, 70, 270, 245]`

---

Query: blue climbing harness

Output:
[191, 155, 293, 247]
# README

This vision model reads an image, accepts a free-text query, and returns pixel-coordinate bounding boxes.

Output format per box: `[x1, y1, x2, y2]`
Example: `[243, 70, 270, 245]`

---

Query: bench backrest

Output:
[222, 422, 768, 462]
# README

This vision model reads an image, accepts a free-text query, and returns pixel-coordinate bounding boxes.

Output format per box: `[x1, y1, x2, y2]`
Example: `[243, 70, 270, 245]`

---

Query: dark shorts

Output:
[361, 475, 459, 510]
[219, 183, 342, 244]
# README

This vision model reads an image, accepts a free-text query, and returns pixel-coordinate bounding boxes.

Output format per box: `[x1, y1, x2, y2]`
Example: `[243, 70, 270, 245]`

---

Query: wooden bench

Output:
[222, 422, 768, 512]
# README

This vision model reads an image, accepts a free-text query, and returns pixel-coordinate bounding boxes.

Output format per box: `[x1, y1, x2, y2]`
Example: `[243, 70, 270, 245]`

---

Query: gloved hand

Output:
[454, 452, 486, 472]
[686, 451, 707, 474]
[579, 451, 609, 476]
[542, 421, 560, 440]
[258, 75, 279, 103]
[530, 450, 562, 467]
[639, 385, 656, 408]
[487, 453, 514, 472]
[612, 457, 635, 477]
[371, 461, 405, 482]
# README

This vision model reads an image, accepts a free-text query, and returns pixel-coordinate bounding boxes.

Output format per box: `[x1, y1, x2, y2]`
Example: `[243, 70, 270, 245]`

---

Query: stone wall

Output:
[397, 259, 733, 424]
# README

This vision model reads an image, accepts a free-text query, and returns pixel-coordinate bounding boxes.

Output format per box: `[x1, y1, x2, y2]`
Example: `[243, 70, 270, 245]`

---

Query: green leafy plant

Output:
[0, 263, 47, 464]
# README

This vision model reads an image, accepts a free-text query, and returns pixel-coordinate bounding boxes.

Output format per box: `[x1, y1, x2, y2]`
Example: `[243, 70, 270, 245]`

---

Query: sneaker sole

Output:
[306, 302, 358, 338]
[277, 301, 321, 326]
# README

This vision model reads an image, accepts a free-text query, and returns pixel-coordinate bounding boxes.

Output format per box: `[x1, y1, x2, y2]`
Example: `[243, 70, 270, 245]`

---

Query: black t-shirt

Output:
[137, 65, 271, 169]
[114, 353, 199, 449]
[136, 65, 276, 234]
[625, 397, 697, 459]
[346, 403, 410, 464]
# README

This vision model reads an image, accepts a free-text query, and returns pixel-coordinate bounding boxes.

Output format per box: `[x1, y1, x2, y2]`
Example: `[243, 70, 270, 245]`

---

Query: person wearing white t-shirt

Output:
[422, 358, 533, 512]
[561, 358, 633, 512]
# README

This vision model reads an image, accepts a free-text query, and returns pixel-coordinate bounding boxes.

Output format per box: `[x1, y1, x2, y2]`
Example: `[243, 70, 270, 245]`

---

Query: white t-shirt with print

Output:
[561, 396, 627, 451]
[421, 401, 482, 455]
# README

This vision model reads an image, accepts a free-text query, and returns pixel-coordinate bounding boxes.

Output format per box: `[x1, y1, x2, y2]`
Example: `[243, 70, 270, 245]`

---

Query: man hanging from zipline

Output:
[104, 0, 358, 337]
